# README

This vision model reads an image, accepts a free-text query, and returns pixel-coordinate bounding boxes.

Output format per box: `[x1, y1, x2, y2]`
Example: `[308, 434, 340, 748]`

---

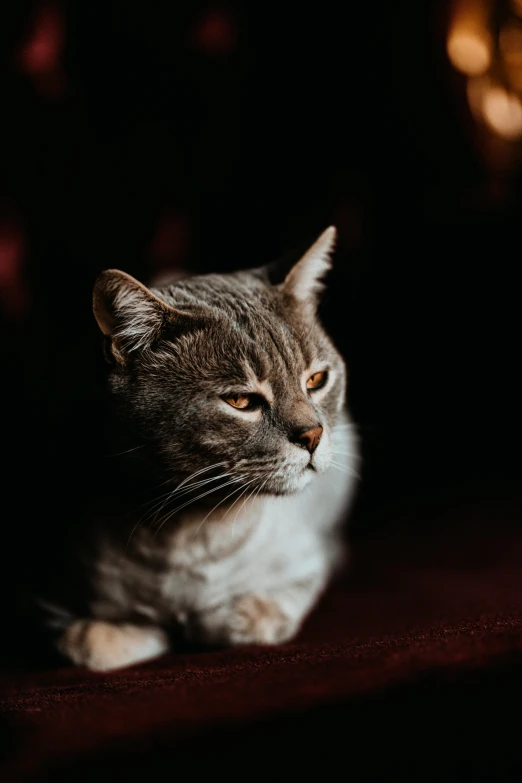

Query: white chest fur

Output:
[93, 415, 359, 624]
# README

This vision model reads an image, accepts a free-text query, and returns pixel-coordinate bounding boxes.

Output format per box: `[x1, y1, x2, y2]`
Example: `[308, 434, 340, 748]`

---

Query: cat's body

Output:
[40, 227, 359, 670]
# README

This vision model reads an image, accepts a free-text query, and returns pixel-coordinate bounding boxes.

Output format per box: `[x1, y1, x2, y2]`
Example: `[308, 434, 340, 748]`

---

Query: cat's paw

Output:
[189, 594, 296, 646]
[232, 594, 295, 644]
[58, 620, 169, 671]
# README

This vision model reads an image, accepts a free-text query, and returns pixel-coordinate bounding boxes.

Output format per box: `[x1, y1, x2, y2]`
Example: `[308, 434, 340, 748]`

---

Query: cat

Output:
[38, 226, 359, 671]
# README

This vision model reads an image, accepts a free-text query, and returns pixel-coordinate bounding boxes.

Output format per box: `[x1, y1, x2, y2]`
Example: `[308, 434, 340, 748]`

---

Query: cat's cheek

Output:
[199, 423, 259, 451]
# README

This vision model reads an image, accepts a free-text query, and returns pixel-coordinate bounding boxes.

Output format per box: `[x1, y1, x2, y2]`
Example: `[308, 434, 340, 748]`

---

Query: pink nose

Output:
[298, 426, 323, 455]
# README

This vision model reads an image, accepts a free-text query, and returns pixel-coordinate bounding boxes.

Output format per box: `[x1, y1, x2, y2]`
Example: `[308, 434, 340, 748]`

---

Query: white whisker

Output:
[229, 481, 258, 539]
[146, 472, 231, 522]
[231, 477, 269, 540]
[329, 461, 361, 479]
[125, 462, 230, 547]
[221, 479, 257, 523]
[133, 462, 228, 520]
[126, 475, 180, 518]
[191, 479, 254, 540]
[174, 461, 227, 493]
[105, 444, 145, 458]
[154, 476, 246, 538]
[124, 518, 145, 557]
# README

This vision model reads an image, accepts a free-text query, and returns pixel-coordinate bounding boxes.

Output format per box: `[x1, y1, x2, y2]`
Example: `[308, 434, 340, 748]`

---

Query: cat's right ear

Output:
[264, 227, 337, 310]
[93, 269, 173, 364]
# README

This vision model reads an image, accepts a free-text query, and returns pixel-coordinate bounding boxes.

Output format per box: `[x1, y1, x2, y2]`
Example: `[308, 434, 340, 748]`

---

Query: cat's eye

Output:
[224, 393, 253, 410]
[306, 371, 327, 391]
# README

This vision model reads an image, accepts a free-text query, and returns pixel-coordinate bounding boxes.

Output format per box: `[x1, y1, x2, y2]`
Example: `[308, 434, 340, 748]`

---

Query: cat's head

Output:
[93, 227, 349, 496]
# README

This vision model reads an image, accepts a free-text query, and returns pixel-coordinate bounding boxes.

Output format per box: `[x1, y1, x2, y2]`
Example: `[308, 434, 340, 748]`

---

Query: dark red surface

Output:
[1, 490, 522, 780]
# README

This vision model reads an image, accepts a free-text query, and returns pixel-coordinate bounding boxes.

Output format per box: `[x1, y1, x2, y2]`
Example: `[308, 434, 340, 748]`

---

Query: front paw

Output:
[58, 620, 169, 671]
[188, 594, 296, 646]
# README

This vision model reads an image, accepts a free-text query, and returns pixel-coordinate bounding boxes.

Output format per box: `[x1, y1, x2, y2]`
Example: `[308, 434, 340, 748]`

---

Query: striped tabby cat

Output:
[46, 227, 359, 670]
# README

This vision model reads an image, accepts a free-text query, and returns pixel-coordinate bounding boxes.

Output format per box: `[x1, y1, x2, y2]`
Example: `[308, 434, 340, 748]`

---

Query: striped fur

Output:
[52, 228, 360, 670]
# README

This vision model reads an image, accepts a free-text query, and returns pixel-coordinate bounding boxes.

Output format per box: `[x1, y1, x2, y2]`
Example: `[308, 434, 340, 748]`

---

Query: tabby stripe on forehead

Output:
[255, 308, 304, 376]
[159, 271, 310, 374]
[212, 292, 302, 378]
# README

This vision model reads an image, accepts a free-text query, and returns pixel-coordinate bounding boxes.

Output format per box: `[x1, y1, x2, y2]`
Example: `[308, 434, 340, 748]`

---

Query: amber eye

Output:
[306, 371, 327, 391]
[224, 393, 252, 409]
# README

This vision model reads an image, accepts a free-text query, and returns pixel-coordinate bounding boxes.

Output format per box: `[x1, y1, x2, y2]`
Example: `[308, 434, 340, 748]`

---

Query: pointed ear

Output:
[281, 226, 337, 304]
[93, 269, 173, 362]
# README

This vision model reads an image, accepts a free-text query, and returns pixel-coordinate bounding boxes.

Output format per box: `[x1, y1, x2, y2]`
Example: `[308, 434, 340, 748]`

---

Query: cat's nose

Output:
[294, 425, 323, 455]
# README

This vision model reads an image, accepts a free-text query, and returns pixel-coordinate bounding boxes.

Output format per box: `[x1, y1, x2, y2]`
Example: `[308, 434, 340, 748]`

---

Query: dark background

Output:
[0, 0, 519, 533]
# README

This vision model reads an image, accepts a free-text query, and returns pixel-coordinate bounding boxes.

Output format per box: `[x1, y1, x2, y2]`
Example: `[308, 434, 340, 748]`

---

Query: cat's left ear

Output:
[93, 269, 174, 363]
[280, 226, 336, 305]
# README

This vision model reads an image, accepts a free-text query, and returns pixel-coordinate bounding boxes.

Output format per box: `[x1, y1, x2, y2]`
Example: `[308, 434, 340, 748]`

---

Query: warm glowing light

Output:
[512, 0, 522, 18]
[447, 32, 491, 75]
[481, 85, 522, 139]
[447, 0, 492, 76]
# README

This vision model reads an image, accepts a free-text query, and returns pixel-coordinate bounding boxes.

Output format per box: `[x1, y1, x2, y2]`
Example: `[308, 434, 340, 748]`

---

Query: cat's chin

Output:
[263, 468, 315, 496]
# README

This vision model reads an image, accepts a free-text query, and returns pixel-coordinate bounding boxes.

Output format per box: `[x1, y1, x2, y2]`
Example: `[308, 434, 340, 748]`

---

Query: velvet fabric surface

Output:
[1, 488, 521, 781]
